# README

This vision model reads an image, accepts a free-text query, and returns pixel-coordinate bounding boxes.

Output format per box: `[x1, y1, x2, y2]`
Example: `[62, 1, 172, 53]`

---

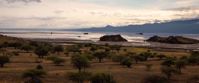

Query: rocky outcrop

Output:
[147, 36, 199, 44]
[99, 35, 128, 42]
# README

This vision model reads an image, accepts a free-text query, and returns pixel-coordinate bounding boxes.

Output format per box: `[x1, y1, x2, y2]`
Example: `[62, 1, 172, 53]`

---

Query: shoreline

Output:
[27, 38, 199, 50]
[1, 32, 199, 50]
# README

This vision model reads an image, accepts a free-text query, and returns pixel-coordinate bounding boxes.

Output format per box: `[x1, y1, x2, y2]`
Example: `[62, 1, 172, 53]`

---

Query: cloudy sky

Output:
[0, 0, 199, 29]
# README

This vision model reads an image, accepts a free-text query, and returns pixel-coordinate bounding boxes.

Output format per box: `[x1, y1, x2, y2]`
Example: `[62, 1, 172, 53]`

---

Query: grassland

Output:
[0, 35, 198, 83]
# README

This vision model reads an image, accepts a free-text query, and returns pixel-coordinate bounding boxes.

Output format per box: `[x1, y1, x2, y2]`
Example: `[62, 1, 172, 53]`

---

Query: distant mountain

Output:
[71, 19, 199, 34]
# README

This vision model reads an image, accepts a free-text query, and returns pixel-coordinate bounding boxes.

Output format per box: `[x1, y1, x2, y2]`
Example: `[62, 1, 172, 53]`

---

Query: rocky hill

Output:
[99, 35, 128, 42]
[147, 36, 199, 44]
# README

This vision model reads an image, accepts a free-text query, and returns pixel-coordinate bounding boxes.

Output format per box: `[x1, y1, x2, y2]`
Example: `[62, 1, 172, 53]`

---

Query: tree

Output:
[93, 52, 108, 63]
[175, 59, 187, 73]
[91, 73, 116, 83]
[142, 75, 169, 83]
[71, 55, 90, 72]
[120, 57, 132, 68]
[68, 72, 92, 83]
[53, 45, 64, 53]
[0, 56, 10, 67]
[34, 46, 49, 58]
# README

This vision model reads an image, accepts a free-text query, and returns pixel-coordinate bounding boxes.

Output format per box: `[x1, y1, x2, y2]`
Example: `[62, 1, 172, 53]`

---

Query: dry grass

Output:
[0, 35, 198, 83]
[0, 49, 198, 83]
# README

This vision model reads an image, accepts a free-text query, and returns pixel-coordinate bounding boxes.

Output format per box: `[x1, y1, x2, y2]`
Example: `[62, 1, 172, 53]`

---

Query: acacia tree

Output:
[71, 55, 90, 72]
[34, 46, 49, 58]
[175, 59, 187, 73]
[53, 45, 64, 54]
[93, 52, 108, 63]
[161, 66, 177, 79]
[161, 58, 175, 67]
[0, 56, 10, 67]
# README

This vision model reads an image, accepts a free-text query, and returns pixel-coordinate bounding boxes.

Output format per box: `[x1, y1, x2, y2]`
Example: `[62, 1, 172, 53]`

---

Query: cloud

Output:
[0, 0, 199, 29]
[3, 0, 41, 3]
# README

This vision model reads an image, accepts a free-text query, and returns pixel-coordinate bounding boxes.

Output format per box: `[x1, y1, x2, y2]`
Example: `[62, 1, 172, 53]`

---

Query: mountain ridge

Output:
[71, 18, 199, 34]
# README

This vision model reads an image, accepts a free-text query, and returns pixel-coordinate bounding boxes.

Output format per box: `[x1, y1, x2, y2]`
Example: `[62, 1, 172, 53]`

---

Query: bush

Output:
[0, 56, 10, 67]
[20, 44, 33, 52]
[120, 57, 132, 68]
[186, 75, 199, 83]
[36, 65, 43, 70]
[139, 51, 153, 61]
[23, 69, 46, 83]
[161, 66, 177, 79]
[175, 59, 187, 73]
[111, 55, 125, 62]
[91, 73, 116, 83]
[188, 51, 199, 65]
[145, 64, 153, 71]
[53, 45, 64, 53]
[131, 55, 145, 63]
[47, 56, 65, 66]
[142, 75, 169, 83]
[161, 58, 175, 67]
[23, 69, 46, 78]
[156, 54, 166, 60]
[68, 72, 92, 83]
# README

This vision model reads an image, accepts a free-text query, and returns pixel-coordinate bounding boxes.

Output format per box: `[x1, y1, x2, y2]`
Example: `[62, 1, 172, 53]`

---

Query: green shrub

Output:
[68, 72, 92, 83]
[36, 65, 43, 70]
[47, 56, 65, 66]
[161, 58, 175, 67]
[53, 45, 64, 53]
[91, 73, 116, 83]
[142, 75, 169, 83]
[23, 69, 46, 78]
[120, 57, 133, 68]
[0, 56, 10, 67]
[186, 75, 199, 83]
[161, 66, 177, 79]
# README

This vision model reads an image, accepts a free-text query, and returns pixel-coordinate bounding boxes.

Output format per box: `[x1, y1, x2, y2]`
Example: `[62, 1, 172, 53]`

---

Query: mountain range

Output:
[71, 18, 199, 34]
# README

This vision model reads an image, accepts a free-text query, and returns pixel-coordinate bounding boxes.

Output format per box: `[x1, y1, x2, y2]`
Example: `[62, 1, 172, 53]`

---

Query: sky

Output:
[0, 0, 199, 29]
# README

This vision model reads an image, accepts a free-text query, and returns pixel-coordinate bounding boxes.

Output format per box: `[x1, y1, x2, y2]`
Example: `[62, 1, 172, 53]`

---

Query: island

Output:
[99, 34, 128, 42]
[147, 36, 199, 44]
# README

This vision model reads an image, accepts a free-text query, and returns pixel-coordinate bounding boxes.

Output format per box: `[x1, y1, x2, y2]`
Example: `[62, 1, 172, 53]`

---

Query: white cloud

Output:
[0, 0, 198, 29]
